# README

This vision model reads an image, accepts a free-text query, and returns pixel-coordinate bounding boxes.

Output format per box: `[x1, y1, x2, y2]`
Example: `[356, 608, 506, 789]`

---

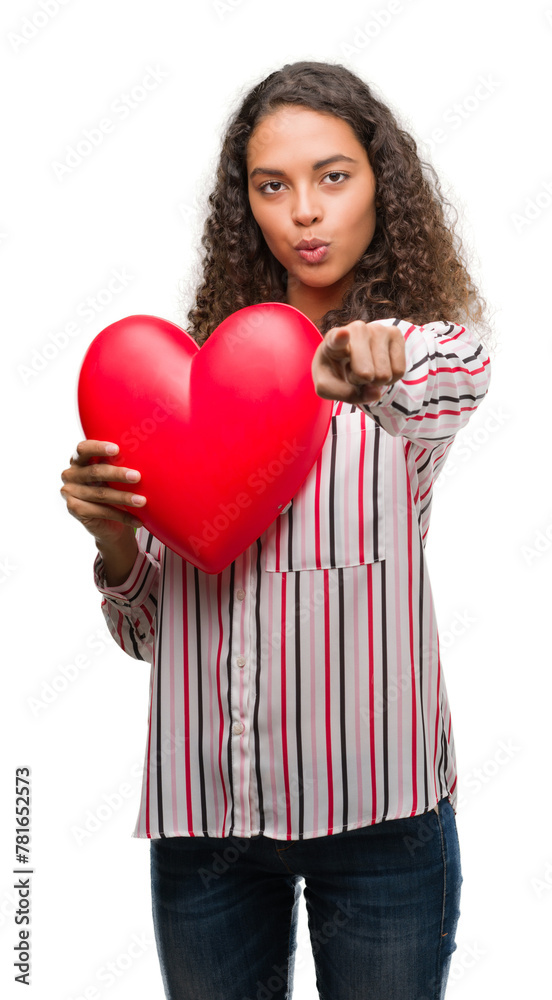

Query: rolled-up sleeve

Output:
[359, 318, 491, 447]
[93, 527, 162, 662]
[359, 317, 492, 544]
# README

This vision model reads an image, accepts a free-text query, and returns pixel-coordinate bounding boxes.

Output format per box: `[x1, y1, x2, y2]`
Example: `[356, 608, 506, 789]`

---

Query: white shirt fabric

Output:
[94, 316, 491, 840]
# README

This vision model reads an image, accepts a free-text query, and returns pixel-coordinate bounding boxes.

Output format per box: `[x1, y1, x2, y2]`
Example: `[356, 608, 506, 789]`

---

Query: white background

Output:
[2, 0, 551, 997]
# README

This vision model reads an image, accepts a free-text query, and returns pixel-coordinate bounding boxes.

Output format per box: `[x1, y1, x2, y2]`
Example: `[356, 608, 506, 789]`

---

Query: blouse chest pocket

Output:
[262, 409, 386, 572]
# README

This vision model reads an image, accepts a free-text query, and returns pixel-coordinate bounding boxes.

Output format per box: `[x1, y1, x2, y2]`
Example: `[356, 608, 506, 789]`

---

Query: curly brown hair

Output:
[180, 60, 495, 352]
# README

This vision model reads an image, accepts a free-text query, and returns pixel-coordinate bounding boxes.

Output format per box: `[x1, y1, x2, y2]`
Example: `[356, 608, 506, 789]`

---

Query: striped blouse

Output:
[94, 317, 491, 841]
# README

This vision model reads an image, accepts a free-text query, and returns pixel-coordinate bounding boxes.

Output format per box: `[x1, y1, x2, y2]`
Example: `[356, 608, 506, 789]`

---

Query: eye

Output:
[257, 171, 350, 195]
[322, 171, 349, 184]
[258, 180, 286, 193]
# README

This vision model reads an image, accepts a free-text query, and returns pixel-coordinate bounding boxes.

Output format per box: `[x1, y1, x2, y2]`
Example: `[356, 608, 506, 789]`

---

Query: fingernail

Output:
[105, 443, 119, 455]
[131, 495, 146, 506]
[125, 470, 140, 482]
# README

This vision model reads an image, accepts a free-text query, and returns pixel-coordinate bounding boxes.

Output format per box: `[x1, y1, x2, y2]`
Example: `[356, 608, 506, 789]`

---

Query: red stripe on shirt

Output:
[280, 573, 292, 839]
[215, 576, 228, 834]
[182, 565, 194, 834]
[324, 569, 334, 834]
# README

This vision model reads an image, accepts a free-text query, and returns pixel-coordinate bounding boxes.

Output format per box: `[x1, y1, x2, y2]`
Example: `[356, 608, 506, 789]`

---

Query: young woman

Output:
[61, 61, 492, 1000]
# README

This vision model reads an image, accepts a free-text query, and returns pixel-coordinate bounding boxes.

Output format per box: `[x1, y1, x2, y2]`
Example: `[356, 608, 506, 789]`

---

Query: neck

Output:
[284, 273, 353, 330]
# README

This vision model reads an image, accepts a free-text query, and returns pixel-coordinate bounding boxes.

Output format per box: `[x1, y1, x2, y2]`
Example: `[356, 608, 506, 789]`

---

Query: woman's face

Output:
[246, 105, 378, 301]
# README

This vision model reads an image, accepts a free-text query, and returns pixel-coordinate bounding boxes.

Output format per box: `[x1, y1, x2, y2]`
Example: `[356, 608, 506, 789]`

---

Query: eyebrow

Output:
[249, 154, 358, 180]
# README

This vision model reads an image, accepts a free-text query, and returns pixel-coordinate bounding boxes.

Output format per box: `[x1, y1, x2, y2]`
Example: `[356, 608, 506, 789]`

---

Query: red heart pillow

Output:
[78, 304, 332, 573]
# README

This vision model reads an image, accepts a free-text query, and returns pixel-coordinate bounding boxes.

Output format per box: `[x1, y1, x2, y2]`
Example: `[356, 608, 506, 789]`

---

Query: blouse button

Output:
[232, 721, 245, 735]
[236, 589, 246, 601]
[236, 656, 246, 668]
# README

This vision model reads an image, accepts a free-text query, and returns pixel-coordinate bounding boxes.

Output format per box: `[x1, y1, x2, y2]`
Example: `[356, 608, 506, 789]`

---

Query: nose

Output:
[291, 185, 323, 226]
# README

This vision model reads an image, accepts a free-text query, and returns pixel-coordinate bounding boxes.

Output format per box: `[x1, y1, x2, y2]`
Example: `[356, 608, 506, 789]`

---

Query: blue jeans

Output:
[150, 797, 462, 1000]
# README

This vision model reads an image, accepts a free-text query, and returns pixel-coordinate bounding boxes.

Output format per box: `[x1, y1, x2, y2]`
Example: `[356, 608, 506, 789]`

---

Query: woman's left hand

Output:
[311, 320, 407, 405]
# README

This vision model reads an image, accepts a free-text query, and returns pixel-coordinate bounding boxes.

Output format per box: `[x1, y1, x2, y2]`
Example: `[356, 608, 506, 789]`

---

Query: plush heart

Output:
[77, 305, 332, 574]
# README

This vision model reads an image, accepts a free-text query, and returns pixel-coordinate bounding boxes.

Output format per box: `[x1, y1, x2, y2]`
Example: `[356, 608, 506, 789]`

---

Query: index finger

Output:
[70, 440, 120, 465]
[322, 327, 351, 358]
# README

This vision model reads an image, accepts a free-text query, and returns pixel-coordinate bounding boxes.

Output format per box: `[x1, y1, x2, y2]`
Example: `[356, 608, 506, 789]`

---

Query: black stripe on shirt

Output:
[389, 392, 479, 419]
[225, 562, 236, 836]
[420, 497, 432, 521]
[155, 557, 167, 837]
[417, 532, 429, 813]
[287, 500, 294, 573]
[127, 622, 144, 661]
[372, 425, 381, 561]
[338, 567, 348, 832]
[437, 728, 446, 799]
[194, 567, 209, 835]
[294, 571, 305, 839]
[125, 569, 155, 606]
[253, 539, 265, 833]
[380, 559, 390, 821]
